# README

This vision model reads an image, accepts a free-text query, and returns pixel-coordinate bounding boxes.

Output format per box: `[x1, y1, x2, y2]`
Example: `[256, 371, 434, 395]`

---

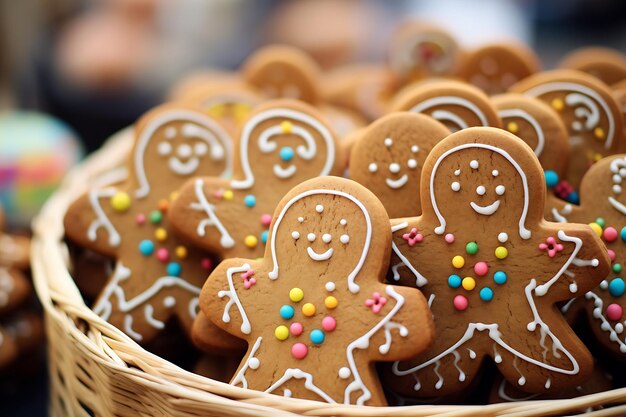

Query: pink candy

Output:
[474, 261, 489, 277]
[604, 227, 618, 243]
[260, 214, 272, 227]
[322, 316, 336, 332]
[453, 295, 468, 311]
[156, 248, 169, 262]
[290, 322, 303, 336]
[608, 249, 617, 262]
[444, 234, 455, 243]
[291, 343, 308, 359]
[135, 214, 146, 225]
[607, 303, 623, 321]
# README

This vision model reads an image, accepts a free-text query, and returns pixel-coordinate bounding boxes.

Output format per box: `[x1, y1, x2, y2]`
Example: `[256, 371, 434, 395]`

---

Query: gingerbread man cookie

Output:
[546, 154, 626, 359]
[349, 112, 450, 218]
[559, 47, 626, 86]
[389, 80, 502, 132]
[458, 42, 540, 95]
[510, 69, 625, 194]
[64, 103, 233, 343]
[199, 176, 434, 405]
[492, 93, 570, 182]
[381, 127, 610, 397]
[388, 21, 464, 87]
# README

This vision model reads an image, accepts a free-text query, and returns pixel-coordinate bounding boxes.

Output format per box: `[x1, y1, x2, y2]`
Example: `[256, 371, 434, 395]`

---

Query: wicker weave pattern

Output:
[31, 130, 626, 417]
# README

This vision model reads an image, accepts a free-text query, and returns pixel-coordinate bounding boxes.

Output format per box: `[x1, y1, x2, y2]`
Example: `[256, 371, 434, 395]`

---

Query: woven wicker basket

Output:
[31, 131, 626, 417]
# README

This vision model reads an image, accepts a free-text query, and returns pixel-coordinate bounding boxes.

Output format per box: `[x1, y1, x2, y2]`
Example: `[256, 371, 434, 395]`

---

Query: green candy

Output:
[466, 241, 479, 255]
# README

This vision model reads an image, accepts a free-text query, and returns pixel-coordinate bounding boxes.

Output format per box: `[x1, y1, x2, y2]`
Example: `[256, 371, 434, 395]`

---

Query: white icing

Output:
[340, 219, 347, 226]
[163, 296, 176, 308]
[492, 170, 499, 177]
[325, 282, 336, 292]
[340, 234, 350, 244]
[307, 247, 334, 261]
[390, 222, 428, 287]
[168, 155, 199, 175]
[291, 231, 300, 240]
[386, 175, 409, 189]
[307, 233, 316, 242]
[338, 367, 351, 379]
[322, 233, 332, 243]
[498, 232, 508, 243]
[157, 141, 172, 156]
[430, 143, 531, 239]
[430, 110, 469, 130]
[165, 127, 176, 139]
[496, 185, 506, 195]
[524, 82, 615, 150]
[87, 188, 121, 247]
[454, 169, 461, 176]
[408, 159, 417, 169]
[266, 369, 337, 404]
[451, 182, 461, 192]
[232, 336, 262, 388]
[368, 163, 378, 173]
[176, 143, 192, 158]
[316, 204, 324, 213]
[231, 108, 335, 189]
[409, 96, 489, 127]
[586, 291, 626, 353]
[384, 138, 393, 147]
[411, 145, 419, 153]
[268, 189, 372, 293]
[609, 157, 626, 214]
[134, 111, 232, 198]
[190, 179, 235, 248]
[470, 200, 501, 215]
[476, 185, 486, 195]
[217, 263, 252, 334]
[389, 163, 401, 174]
[273, 164, 297, 179]
[470, 160, 479, 169]
[550, 204, 572, 223]
[498, 108, 545, 157]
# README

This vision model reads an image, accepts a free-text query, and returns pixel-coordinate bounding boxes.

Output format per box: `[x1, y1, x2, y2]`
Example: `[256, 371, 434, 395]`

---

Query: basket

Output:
[31, 131, 626, 417]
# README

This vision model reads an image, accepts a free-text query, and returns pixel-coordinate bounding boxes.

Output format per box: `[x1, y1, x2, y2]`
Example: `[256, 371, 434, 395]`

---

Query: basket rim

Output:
[30, 128, 626, 417]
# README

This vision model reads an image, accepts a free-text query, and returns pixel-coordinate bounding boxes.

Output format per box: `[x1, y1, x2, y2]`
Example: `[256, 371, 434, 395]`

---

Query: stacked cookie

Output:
[62, 21, 626, 406]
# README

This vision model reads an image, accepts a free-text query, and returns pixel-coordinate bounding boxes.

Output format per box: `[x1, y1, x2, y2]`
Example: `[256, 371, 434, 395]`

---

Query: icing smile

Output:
[274, 164, 297, 179]
[169, 156, 199, 175]
[307, 247, 334, 261]
[470, 200, 501, 215]
[386, 174, 408, 189]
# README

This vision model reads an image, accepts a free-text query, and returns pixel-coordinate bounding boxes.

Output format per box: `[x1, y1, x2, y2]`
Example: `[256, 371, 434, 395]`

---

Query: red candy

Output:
[607, 303, 623, 321]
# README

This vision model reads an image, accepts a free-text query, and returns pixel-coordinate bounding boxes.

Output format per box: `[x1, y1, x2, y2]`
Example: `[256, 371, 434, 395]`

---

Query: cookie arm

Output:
[389, 218, 429, 288]
[544, 194, 577, 223]
[63, 188, 120, 256]
[169, 177, 235, 251]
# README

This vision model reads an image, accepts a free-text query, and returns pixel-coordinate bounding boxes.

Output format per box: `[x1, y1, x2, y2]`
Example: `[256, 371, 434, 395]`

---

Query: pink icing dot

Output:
[453, 295, 468, 311]
[156, 248, 169, 262]
[213, 189, 224, 199]
[322, 316, 336, 332]
[445, 234, 455, 243]
[608, 249, 617, 262]
[474, 261, 489, 277]
[291, 343, 308, 359]
[290, 322, 303, 336]
[261, 214, 272, 227]
[201, 258, 213, 270]
[607, 303, 623, 321]
[136, 214, 146, 225]
[604, 227, 618, 243]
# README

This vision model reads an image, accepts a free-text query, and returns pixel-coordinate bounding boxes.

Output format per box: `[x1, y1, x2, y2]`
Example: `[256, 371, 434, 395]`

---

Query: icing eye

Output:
[495, 185, 505, 195]
[194, 142, 208, 156]
[492, 170, 499, 177]
[157, 142, 172, 156]
[411, 145, 419, 153]
[307, 233, 316, 242]
[340, 219, 347, 226]
[165, 127, 176, 139]
[454, 169, 461, 176]
[476, 186, 486, 195]
[298, 217, 304, 223]
[177, 144, 193, 158]
[470, 160, 479, 169]
[316, 205, 324, 213]
[451, 182, 461, 192]
[322, 234, 332, 243]
[384, 138, 393, 147]
[407, 159, 417, 169]
[292, 231, 300, 240]
[389, 163, 401, 173]
[368, 163, 378, 173]
[340, 234, 350, 244]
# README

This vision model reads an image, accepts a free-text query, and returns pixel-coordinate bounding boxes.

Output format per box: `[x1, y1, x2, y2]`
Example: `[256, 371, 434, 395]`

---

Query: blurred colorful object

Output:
[0, 112, 83, 226]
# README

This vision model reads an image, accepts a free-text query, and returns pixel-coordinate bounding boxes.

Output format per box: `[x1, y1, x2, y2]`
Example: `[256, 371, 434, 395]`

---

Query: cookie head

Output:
[578, 155, 626, 218]
[423, 128, 545, 239]
[233, 100, 338, 190]
[133, 106, 232, 198]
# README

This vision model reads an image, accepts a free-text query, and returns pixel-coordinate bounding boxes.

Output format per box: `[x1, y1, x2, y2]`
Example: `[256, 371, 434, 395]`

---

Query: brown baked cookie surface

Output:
[559, 47, 626, 86]
[199, 176, 434, 405]
[381, 127, 609, 398]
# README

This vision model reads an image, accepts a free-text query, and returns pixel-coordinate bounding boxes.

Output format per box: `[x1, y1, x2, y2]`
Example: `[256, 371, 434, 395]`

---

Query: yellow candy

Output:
[274, 325, 289, 341]
[507, 121, 519, 133]
[594, 127, 605, 140]
[589, 222, 603, 237]
[551, 98, 564, 111]
[324, 296, 338, 309]
[462, 277, 476, 291]
[302, 303, 316, 317]
[170, 191, 179, 202]
[452, 255, 465, 269]
[155, 228, 168, 241]
[208, 104, 225, 118]
[223, 190, 234, 201]
[175, 246, 188, 259]
[233, 104, 251, 123]
[280, 120, 293, 133]
[110, 192, 131, 212]
[244, 235, 258, 248]
[289, 288, 304, 302]
[495, 246, 508, 259]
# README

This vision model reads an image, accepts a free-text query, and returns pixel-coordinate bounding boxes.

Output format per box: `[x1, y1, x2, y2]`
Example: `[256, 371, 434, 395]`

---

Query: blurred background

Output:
[0, 1, 625, 415]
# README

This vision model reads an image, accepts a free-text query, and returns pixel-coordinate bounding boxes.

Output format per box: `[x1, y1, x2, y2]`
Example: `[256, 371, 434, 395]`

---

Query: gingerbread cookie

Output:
[510, 69, 625, 193]
[389, 80, 502, 131]
[381, 127, 610, 397]
[64, 102, 233, 344]
[349, 112, 450, 218]
[199, 176, 434, 405]
[546, 154, 626, 359]
[458, 42, 540, 95]
[492, 93, 570, 181]
[388, 21, 464, 87]
[613, 79, 626, 139]
[559, 47, 626, 86]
